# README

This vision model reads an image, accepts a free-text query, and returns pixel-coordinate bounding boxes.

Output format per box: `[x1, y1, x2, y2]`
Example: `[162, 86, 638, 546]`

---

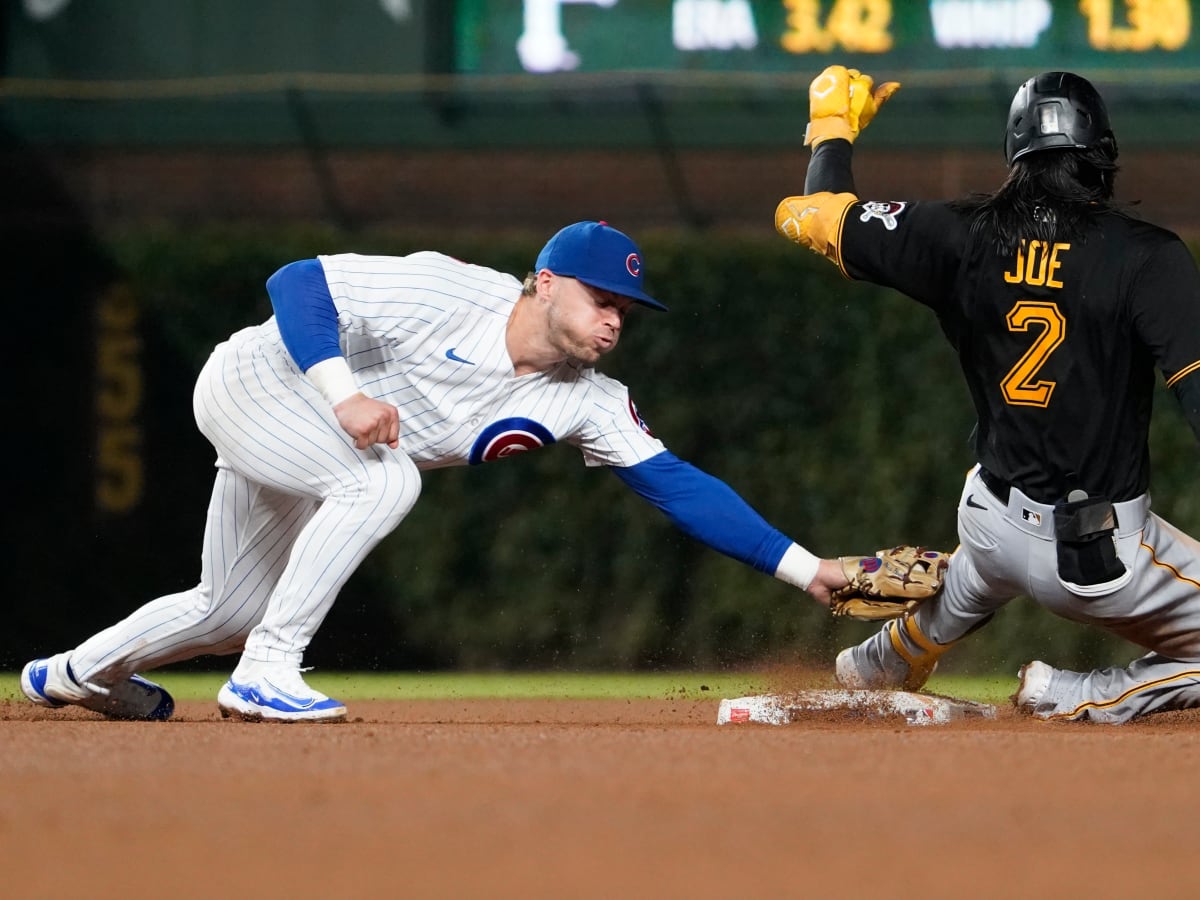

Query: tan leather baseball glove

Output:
[830, 545, 951, 621]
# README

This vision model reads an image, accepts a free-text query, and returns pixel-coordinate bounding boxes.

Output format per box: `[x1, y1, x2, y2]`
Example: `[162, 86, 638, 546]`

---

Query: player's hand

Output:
[333, 393, 400, 450]
[804, 558, 852, 608]
[805, 64, 900, 147]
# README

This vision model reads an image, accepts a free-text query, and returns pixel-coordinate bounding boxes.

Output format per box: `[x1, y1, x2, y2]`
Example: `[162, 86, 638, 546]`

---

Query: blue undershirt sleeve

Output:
[265, 258, 342, 372]
[609, 450, 793, 575]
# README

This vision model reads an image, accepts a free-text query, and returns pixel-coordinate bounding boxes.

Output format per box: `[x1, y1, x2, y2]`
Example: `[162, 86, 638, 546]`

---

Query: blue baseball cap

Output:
[534, 221, 667, 311]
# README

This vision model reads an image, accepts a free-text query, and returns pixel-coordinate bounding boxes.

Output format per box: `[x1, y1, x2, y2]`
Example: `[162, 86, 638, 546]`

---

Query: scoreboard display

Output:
[3, 0, 1196, 147]
[6, 1, 1195, 82]
[457, 0, 1196, 80]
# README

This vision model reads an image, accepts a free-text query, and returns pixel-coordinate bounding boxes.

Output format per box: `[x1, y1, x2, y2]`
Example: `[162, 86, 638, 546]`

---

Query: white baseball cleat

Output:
[1015, 660, 1055, 715]
[835, 643, 936, 690]
[20, 654, 174, 721]
[217, 667, 346, 723]
[835, 647, 869, 689]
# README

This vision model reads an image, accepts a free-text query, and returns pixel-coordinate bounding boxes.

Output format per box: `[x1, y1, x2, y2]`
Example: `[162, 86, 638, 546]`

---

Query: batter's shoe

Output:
[20, 655, 174, 721]
[217, 667, 346, 723]
[835, 647, 873, 689]
[1014, 660, 1056, 716]
[835, 638, 937, 692]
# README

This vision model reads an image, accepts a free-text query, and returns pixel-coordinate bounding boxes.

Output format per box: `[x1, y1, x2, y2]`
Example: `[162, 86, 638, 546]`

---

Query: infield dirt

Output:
[3, 696, 1198, 899]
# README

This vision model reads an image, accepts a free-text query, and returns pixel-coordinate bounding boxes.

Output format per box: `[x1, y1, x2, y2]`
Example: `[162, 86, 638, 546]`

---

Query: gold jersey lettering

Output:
[1002, 240, 1070, 288]
[1002, 301, 1066, 407]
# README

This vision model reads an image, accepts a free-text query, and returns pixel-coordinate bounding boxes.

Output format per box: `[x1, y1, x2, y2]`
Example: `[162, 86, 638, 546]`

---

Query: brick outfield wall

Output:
[20, 146, 1200, 240]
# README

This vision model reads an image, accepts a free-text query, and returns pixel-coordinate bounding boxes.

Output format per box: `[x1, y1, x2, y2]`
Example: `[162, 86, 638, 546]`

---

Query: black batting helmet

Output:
[1005, 72, 1115, 165]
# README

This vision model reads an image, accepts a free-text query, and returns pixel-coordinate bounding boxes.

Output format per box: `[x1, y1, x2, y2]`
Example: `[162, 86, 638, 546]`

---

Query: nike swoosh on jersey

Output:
[966, 494, 986, 510]
[445, 347, 475, 365]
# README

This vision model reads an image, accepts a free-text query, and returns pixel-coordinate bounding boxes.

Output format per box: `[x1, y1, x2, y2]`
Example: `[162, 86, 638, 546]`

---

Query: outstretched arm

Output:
[776, 66, 899, 270]
[803, 63, 898, 195]
[609, 451, 848, 605]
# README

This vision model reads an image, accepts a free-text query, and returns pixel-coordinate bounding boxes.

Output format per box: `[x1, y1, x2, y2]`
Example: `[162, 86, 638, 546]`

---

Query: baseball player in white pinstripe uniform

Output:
[22, 221, 849, 722]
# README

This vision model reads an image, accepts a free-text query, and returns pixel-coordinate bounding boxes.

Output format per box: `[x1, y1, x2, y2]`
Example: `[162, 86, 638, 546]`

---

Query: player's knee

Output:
[364, 460, 422, 526]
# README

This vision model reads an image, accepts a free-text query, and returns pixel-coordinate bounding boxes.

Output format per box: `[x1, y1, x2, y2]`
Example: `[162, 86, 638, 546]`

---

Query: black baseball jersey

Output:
[835, 198, 1200, 503]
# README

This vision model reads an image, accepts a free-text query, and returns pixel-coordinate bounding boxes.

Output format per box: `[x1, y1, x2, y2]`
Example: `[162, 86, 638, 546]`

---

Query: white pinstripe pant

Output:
[71, 335, 422, 684]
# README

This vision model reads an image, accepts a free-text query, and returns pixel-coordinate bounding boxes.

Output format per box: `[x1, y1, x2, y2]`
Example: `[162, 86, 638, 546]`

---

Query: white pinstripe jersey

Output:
[248, 251, 666, 471]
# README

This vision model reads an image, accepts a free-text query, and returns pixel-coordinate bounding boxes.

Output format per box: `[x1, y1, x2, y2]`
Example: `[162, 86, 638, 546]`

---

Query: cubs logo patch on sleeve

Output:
[628, 398, 654, 436]
[859, 200, 907, 230]
[468, 417, 556, 465]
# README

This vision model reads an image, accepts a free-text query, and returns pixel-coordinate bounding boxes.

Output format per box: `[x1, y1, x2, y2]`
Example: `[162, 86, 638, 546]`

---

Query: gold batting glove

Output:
[804, 65, 901, 147]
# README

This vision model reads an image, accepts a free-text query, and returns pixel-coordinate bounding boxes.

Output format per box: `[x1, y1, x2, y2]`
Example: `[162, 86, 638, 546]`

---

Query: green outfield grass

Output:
[0, 671, 1017, 705]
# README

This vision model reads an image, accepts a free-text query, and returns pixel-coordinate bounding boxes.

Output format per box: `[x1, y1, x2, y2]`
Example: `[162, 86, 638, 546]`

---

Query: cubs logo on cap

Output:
[535, 220, 667, 311]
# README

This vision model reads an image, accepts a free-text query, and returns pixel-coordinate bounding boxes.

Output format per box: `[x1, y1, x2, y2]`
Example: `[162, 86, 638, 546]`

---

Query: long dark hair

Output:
[950, 137, 1121, 256]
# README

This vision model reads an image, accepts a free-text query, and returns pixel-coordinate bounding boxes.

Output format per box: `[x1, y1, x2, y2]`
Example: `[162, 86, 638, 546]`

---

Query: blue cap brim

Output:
[575, 275, 668, 311]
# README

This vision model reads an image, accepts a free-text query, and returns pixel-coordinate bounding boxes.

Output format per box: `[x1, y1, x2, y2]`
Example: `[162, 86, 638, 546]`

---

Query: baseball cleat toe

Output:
[21, 656, 174, 720]
[1014, 660, 1054, 714]
[217, 670, 346, 723]
[21, 658, 67, 708]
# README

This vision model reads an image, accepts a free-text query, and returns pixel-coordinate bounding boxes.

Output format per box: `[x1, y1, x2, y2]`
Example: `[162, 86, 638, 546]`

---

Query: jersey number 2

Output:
[1001, 301, 1065, 407]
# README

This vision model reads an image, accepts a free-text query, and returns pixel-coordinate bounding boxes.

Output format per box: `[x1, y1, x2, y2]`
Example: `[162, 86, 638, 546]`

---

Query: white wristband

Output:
[773, 543, 822, 591]
[306, 356, 360, 406]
